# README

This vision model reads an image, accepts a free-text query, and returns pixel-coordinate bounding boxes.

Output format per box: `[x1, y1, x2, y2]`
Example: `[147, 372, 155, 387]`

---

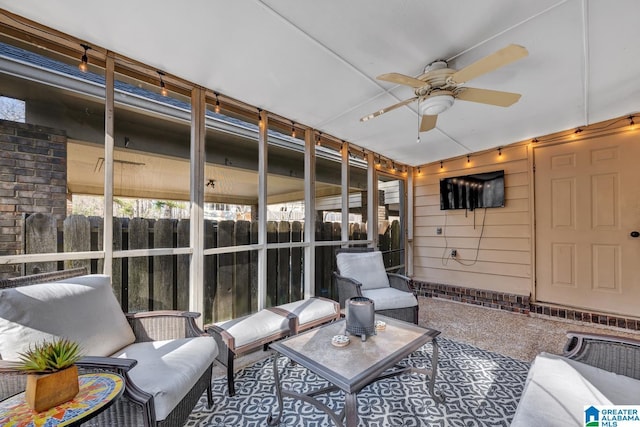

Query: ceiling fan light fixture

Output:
[419, 94, 454, 116]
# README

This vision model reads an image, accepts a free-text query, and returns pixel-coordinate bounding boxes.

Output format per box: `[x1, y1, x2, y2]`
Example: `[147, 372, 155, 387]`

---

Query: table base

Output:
[267, 338, 445, 427]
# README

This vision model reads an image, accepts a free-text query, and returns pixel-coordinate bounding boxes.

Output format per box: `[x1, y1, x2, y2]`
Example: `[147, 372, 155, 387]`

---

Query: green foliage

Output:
[17, 338, 83, 373]
[114, 198, 135, 217]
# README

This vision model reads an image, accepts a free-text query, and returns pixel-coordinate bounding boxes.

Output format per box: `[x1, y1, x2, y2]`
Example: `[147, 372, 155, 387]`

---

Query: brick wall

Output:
[0, 120, 67, 278]
[412, 279, 531, 314]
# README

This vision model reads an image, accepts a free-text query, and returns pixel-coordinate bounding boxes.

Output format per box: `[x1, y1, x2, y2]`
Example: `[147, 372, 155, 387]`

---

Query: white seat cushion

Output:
[336, 251, 390, 290]
[361, 287, 418, 311]
[511, 352, 640, 426]
[0, 274, 135, 360]
[215, 309, 291, 348]
[277, 298, 337, 327]
[111, 337, 217, 421]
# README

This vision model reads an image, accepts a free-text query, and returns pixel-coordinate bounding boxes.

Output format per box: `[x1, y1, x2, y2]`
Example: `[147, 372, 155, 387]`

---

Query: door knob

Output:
[631, 231, 640, 238]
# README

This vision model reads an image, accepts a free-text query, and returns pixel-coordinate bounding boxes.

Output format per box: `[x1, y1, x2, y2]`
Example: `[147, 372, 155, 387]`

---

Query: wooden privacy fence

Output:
[22, 213, 402, 323]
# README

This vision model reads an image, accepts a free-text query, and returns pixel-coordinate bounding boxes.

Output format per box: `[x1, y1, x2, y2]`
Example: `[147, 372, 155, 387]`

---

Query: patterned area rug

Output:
[186, 338, 530, 427]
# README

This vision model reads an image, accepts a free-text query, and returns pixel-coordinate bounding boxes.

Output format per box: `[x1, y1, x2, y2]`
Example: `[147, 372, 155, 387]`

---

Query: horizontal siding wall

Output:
[413, 145, 532, 296]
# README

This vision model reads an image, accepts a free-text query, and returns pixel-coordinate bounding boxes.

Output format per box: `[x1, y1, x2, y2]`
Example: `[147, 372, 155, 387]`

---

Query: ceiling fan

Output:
[361, 44, 528, 132]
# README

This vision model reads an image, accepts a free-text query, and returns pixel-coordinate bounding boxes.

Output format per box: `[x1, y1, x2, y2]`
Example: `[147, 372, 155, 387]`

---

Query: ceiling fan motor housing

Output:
[424, 60, 448, 73]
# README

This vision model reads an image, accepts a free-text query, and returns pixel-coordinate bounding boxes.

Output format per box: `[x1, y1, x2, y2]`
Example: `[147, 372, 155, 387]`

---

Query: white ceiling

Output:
[1, 0, 639, 166]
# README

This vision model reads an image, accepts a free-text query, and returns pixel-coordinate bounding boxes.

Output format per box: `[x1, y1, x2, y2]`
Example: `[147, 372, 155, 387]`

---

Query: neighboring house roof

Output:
[0, 41, 290, 141]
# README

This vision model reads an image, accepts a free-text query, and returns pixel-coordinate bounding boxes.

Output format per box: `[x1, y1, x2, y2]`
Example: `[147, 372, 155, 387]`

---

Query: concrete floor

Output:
[213, 295, 640, 380]
[420, 296, 640, 361]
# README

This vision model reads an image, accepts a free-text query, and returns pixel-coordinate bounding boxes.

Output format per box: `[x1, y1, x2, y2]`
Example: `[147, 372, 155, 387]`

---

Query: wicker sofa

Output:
[511, 332, 640, 426]
[333, 248, 419, 324]
[0, 269, 218, 427]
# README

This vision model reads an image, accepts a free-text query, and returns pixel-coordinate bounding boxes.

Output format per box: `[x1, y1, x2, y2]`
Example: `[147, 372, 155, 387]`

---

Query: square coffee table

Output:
[267, 315, 444, 427]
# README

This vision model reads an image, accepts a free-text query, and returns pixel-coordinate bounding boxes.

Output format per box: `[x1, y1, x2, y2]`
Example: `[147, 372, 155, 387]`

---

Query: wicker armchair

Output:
[333, 248, 419, 324]
[512, 331, 640, 426]
[563, 331, 640, 379]
[0, 269, 216, 427]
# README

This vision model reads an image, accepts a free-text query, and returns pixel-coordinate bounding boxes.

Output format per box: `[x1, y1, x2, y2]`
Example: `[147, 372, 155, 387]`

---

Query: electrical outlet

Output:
[436, 227, 442, 235]
[450, 249, 457, 258]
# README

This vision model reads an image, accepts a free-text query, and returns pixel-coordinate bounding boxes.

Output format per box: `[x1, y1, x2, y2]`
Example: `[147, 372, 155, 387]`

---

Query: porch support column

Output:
[341, 142, 349, 244]
[304, 129, 316, 298]
[367, 152, 377, 247]
[257, 110, 268, 309]
[189, 87, 206, 324]
[407, 166, 415, 276]
[103, 52, 114, 277]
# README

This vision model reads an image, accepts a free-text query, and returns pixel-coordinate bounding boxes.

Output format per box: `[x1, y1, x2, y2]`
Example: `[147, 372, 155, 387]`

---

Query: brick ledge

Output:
[411, 280, 530, 315]
[411, 280, 640, 331]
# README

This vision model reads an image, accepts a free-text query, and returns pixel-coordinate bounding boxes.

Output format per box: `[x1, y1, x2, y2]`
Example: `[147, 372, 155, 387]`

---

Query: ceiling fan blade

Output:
[420, 115, 437, 132]
[450, 44, 528, 84]
[360, 97, 418, 122]
[456, 87, 522, 107]
[377, 73, 426, 88]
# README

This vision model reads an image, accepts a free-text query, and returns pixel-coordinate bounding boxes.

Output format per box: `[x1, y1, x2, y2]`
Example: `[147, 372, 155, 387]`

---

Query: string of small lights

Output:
[417, 113, 637, 175]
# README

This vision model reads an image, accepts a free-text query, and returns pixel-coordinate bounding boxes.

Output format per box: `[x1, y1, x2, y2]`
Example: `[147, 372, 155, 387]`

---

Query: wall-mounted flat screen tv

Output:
[440, 170, 505, 210]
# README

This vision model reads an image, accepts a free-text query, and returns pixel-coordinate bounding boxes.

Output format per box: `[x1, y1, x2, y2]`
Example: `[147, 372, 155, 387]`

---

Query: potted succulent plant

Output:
[17, 338, 83, 412]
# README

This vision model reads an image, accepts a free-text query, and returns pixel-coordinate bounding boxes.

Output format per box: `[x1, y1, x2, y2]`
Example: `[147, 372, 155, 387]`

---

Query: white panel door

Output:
[534, 133, 640, 316]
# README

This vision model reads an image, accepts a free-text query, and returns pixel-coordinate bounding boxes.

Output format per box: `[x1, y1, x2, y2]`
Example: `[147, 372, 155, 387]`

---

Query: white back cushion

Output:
[0, 274, 135, 360]
[336, 251, 390, 290]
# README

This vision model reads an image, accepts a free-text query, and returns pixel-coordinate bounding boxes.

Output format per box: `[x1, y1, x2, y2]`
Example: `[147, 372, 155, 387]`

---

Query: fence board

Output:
[234, 220, 251, 317]
[379, 225, 391, 268]
[277, 221, 291, 305]
[316, 222, 334, 298]
[349, 223, 359, 241]
[250, 220, 258, 313]
[330, 223, 341, 298]
[203, 220, 216, 324]
[25, 213, 56, 274]
[266, 221, 278, 307]
[314, 221, 323, 297]
[112, 218, 123, 304]
[128, 218, 149, 311]
[391, 219, 401, 268]
[176, 219, 189, 311]
[63, 215, 91, 271]
[290, 221, 302, 301]
[153, 219, 174, 310]
[216, 220, 235, 321]
[89, 216, 102, 274]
